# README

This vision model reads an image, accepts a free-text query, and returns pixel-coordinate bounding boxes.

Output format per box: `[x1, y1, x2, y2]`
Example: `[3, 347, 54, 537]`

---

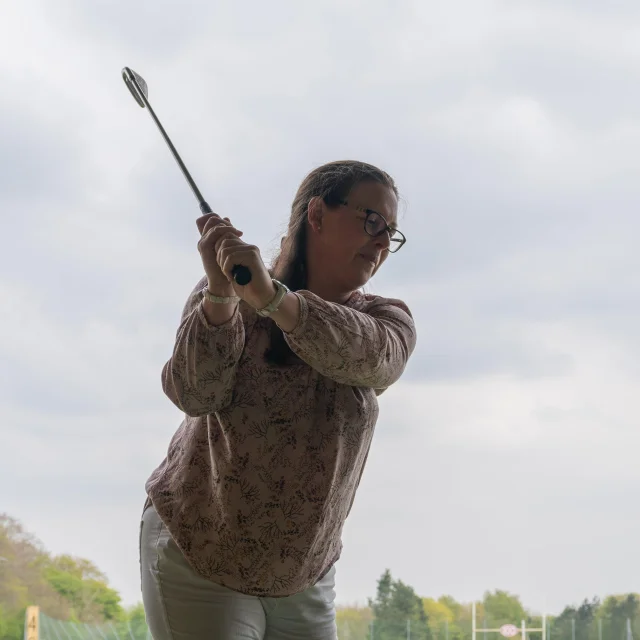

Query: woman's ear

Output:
[307, 197, 323, 234]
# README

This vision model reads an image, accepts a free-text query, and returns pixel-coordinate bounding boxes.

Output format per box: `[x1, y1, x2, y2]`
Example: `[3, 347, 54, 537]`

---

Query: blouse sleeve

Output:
[283, 291, 416, 391]
[161, 278, 245, 417]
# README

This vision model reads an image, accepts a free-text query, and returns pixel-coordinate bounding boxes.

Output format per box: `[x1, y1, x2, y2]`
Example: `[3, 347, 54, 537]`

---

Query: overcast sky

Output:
[1, 0, 639, 616]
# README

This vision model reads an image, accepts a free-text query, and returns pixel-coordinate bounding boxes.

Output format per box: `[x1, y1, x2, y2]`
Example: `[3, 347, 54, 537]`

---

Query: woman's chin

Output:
[330, 261, 375, 293]
[348, 267, 374, 289]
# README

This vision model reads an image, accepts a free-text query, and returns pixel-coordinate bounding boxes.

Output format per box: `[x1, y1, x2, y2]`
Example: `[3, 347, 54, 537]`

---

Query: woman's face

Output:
[308, 181, 400, 291]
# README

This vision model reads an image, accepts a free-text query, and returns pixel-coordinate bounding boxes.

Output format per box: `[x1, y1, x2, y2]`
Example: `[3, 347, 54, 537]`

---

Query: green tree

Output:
[422, 596, 471, 640]
[553, 597, 600, 640]
[422, 597, 454, 629]
[44, 555, 123, 622]
[438, 596, 464, 620]
[0, 513, 125, 640]
[111, 604, 149, 640]
[482, 590, 526, 627]
[369, 570, 431, 640]
[0, 604, 24, 640]
[599, 595, 639, 640]
[0, 514, 71, 640]
[336, 605, 373, 639]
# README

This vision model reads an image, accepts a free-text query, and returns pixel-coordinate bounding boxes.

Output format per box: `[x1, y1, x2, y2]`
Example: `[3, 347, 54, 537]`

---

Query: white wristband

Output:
[256, 279, 290, 317]
[202, 288, 240, 304]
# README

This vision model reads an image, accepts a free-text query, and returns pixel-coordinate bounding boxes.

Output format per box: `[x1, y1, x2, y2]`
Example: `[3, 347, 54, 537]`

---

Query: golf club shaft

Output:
[127, 71, 251, 285]
[132, 77, 211, 206]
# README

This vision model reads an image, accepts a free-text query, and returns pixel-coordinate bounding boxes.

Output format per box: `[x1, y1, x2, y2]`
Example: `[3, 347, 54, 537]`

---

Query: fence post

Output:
[25, 607, 39, 640]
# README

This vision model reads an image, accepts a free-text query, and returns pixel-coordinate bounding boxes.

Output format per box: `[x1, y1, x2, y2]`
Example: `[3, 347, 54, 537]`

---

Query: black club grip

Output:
[232, 265, 252, 285]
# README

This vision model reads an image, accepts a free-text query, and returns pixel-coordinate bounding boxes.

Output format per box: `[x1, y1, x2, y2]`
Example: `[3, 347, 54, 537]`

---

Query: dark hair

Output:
[265, 160, 398, 365]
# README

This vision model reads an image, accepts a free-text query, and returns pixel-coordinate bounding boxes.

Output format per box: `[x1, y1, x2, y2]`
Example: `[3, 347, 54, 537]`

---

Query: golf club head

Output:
[122, 67, 148, 108]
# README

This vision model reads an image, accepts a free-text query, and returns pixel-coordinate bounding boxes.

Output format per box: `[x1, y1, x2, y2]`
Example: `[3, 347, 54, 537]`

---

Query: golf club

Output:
[121, 66, 252, 286]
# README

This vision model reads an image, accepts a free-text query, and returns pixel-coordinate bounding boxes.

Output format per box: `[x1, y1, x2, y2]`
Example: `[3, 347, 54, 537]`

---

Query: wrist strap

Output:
[256, 279, 289, 317]
[202, 288, 240, 304]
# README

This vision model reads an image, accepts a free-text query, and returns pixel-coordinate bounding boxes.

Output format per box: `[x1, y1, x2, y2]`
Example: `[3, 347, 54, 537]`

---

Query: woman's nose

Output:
[374, 230, 391, 250]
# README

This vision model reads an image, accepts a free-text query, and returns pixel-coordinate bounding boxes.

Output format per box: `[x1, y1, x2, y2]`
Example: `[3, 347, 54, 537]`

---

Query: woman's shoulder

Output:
[346, 289, 413, 318]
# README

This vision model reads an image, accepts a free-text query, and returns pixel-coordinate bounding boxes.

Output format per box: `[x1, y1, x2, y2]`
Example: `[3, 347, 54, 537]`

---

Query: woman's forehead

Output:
[348, 182, 398, 221]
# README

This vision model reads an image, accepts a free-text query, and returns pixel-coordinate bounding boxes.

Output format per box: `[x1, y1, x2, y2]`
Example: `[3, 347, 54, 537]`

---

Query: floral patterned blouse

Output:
[145, 276, 416, 597]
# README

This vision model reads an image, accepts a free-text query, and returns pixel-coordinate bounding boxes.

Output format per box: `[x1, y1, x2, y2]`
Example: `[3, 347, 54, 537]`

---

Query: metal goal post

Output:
[473, 603, 546, 640]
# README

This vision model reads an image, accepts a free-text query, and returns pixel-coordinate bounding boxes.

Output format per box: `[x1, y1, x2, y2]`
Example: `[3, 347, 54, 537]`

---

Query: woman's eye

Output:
[366, 215, 384, 231]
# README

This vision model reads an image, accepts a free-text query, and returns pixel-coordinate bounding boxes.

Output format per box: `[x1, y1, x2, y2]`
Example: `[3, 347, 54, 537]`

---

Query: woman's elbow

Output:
[163, 390, 219, 418]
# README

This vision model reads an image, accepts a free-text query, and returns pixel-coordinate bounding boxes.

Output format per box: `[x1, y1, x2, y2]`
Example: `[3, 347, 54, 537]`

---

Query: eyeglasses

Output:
[338, 200, 406, 253]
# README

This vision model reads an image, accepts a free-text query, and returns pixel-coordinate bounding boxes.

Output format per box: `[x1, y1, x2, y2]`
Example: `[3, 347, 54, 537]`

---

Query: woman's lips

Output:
[358, 253, 378, 267]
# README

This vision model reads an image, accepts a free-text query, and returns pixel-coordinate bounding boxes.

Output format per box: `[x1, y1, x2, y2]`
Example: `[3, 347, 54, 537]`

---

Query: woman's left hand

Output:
[215, 225, 276, 310]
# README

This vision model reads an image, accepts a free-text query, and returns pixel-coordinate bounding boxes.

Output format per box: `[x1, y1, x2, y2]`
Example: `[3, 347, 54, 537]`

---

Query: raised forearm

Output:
[282, 291, 416, 389]
[269, 292, 301, 333]
[202, 297, 238, 327]
[162, 290, 245, 417]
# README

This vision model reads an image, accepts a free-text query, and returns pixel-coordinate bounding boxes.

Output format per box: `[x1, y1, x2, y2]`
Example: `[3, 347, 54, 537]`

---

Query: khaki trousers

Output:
[140, 505, 338, 640]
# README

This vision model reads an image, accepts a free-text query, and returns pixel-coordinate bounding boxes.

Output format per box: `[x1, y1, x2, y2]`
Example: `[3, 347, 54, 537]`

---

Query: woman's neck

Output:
[305, 270, 355, 304]
[304, 237, 355, 304]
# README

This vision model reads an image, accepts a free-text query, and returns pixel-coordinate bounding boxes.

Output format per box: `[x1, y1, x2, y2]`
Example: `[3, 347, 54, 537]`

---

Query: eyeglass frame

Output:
[337, 199, 406, 253]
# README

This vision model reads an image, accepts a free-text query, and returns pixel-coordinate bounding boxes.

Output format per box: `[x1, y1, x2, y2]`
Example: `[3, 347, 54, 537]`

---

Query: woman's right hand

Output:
[196, 213, 243, 297]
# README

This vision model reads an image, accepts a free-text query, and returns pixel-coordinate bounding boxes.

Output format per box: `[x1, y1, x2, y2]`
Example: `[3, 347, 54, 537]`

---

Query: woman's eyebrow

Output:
[353, 202, 399, 229]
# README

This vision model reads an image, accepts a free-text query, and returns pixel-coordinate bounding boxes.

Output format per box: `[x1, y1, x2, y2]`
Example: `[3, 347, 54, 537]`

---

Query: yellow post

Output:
[24, 606, 39, 640]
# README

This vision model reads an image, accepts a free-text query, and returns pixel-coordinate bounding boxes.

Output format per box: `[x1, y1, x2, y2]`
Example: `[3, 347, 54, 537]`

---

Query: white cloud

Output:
[1, 0, 639, 615]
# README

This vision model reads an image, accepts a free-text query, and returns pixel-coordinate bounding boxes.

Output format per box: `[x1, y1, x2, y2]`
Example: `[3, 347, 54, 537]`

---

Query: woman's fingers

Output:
[196, 213, 220, 235]
[218, 244, 260, 281]
[216, 236, 249, 263]
[198, 225, 242, 256]
[198, 232, 240, 264]
[196, 213, 240, 236]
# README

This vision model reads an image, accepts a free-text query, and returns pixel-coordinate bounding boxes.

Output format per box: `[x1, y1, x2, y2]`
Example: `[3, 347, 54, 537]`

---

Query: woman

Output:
[140, 160, 416, 639]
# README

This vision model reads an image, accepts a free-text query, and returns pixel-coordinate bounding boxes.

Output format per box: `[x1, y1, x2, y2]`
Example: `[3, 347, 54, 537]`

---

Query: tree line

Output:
[338, 570, 640, 640]
[0, 514, 146, 640]
[1, 514, 638, 640]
